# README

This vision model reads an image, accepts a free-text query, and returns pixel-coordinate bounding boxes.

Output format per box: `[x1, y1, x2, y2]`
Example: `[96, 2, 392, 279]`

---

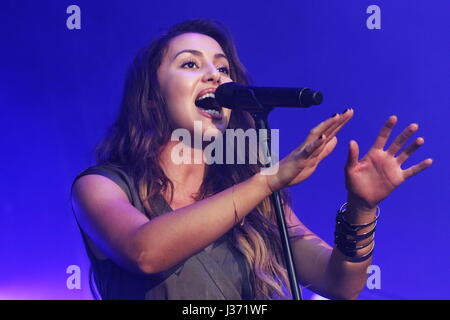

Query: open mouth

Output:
[195, 92, 223, 119]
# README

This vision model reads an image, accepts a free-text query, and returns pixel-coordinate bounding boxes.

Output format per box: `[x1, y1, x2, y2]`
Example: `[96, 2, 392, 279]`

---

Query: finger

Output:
[346, 140, 359, 168]
[299, 109, 353, 153]
[307, 115, 341, 141]
[322, 109, 354, 142]
[396, 137, 425, 165]
[297, 134, 327, 158]
[317, 136, 338, 161]
[295, 116, 339, 153]
[372, 115, 397, 150]
[387, 123, 419, 156]
[403, 158, 433, 180]
[301, 112, 351, 165]
[308, 108, 353, 139]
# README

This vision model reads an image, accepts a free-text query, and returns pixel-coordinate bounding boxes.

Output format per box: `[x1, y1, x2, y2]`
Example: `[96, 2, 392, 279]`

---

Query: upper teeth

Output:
[197, 92, 215, 100]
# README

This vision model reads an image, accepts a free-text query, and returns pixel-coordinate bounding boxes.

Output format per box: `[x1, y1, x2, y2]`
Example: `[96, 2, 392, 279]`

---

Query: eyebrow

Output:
[172, 49, 228, 62]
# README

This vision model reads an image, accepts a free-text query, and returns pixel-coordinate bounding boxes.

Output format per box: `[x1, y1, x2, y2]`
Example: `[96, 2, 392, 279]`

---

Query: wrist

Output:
[347, 193, 377, 215]
[253, 172, 276, 197]
[345, 196, 378, 226]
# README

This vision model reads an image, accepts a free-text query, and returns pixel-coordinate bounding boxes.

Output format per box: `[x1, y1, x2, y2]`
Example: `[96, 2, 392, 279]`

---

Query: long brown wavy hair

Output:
[96, 19, 293, 299]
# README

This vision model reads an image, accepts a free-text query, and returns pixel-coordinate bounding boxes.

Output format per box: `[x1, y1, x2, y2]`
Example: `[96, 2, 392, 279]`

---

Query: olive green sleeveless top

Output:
[71, 165, 254, 300]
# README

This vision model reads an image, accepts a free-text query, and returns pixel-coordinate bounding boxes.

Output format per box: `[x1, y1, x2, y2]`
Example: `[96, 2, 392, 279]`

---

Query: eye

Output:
[218, 66, 230, 75]
[181, 60, 198, 69]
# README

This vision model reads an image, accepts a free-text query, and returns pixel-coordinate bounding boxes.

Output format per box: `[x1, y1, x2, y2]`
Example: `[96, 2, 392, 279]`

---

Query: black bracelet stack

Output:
[334, 203, 380, 263]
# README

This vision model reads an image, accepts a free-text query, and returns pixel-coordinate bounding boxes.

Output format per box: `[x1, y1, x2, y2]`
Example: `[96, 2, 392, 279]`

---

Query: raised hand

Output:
[345, 115, 433, 210]
[265, 109, 354, 192]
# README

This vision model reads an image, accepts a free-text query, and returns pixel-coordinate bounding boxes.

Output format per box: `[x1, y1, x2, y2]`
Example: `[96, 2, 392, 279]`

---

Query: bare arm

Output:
[71, 172, 272, 275]
[287, 115, 432, 300]
[71, 111, 353, 276]
[286, 204, 371, 300]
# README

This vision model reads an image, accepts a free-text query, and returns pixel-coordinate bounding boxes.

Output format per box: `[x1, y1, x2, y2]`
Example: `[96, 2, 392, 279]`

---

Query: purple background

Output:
[0, 0, 449, 299]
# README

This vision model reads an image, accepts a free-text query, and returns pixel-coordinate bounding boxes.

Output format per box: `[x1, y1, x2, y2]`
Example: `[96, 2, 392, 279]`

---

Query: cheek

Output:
[162, 76, 200, 131]
[166, 77, 189, 103]
[164, 76, 195, 113]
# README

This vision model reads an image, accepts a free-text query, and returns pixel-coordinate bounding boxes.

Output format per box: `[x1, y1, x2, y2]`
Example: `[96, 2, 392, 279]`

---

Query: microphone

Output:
[215, 82, 323, 112]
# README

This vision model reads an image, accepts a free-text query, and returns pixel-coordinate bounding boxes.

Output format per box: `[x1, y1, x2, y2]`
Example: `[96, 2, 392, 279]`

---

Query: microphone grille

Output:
[215, 82, 240, 109]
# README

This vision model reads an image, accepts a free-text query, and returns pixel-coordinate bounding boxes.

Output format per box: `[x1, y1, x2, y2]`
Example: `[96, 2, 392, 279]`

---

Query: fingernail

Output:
[342, 108, 350, 114]
[330, 113, 338, 118]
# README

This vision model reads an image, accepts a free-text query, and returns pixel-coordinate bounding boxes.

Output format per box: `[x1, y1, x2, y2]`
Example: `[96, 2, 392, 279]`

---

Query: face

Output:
[157, 33, 233, 136]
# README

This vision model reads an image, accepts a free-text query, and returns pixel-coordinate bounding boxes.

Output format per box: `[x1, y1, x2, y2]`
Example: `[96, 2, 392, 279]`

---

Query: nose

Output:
[202, 63, 221, 84]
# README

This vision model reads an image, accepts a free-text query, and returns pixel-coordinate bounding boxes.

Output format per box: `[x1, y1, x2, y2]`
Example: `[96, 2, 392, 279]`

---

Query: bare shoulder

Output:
[71, 174, 150, 274]
[72, 174, 130, 205]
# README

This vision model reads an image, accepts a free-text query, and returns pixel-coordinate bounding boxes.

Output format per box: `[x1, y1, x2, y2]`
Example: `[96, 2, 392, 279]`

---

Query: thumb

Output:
[346, 140, 359, 168]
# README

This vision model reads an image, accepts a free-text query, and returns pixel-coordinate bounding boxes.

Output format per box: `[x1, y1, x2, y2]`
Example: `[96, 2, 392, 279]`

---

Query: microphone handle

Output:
[216, 83, 323, 110]
[251, 86, 323, 107]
